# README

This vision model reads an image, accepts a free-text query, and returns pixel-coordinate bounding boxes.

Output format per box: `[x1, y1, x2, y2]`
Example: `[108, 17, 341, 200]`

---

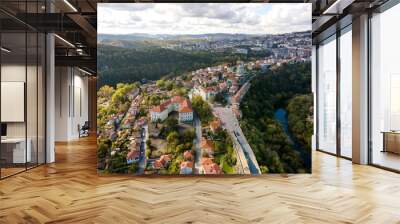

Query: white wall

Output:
[54, 67, 89, 141]
[46, 33, 55, 163]
[352, 14, 369, 164]
[1, 65, 26, 139]
[1, 63, 46, 164]
[55, 66, 69, 141]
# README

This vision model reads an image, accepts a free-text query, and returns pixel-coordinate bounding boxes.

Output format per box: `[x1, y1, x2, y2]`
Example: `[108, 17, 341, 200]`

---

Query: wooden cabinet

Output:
[382, 132, 400, 154]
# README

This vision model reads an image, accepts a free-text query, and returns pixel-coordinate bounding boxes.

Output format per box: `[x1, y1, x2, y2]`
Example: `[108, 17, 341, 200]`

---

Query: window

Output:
[370, 3, 400, 171]
[317, 35, 337, 154]
[0, 2, 46, 179]
[339, 26, 352, 158]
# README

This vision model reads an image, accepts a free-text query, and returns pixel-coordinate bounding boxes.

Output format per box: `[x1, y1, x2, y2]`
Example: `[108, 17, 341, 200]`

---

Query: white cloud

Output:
[260, 4, 311, 34]
[97, 3, 311, 35]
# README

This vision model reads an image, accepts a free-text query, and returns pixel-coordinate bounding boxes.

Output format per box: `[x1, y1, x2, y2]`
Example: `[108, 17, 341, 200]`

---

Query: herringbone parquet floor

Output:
[0, 136, 399, 224]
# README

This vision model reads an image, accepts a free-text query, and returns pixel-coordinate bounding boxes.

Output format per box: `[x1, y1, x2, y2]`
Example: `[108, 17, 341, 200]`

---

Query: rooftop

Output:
[201, 138, 214, 150]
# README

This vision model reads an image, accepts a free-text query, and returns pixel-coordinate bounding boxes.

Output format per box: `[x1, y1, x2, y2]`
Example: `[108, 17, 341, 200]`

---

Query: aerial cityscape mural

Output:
[97, 3, 313, 175]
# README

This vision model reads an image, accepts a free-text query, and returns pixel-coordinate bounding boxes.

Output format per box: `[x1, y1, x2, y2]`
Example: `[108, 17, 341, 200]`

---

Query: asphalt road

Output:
[193, 115, 202, 174]
[138, 124, 148, 174]
[213, 106, 261, 175]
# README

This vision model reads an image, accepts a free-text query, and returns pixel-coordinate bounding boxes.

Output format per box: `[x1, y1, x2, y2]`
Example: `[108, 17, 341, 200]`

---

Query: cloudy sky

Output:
[98, 3, 311, 35]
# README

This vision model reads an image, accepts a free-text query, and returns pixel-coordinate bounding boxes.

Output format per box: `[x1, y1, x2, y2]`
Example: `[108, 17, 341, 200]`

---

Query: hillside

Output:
[97, 44, 270, 88]
[240, 62, 312, 173]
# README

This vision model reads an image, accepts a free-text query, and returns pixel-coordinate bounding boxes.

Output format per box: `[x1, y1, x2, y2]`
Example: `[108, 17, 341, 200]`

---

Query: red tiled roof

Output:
[159, 154, 172, 166]
[151, 97, 194, 114]
[205, 87, 217, 93]
[151, 99, 171, 113]
[150, 106, 162, 113]
[201, 138, 214, 150]
[183, 150, 193, 160]
[201, 157, 214, 166]
[160, 100, 171, 109]
[126, 150, 140, 160]
[180, 161, 193, 169]
[171, 96, 185, 103]
[219, 82, 227, 89]
[210, 119, 221, 131]
[179, 106, 193, 113]
[153, 160, 163, 169]
[181, 99, 191, 108]
[203, 163, 222, 175]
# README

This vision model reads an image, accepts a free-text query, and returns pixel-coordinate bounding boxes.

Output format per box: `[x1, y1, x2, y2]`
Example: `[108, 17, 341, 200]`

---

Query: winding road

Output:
[213, 106, 261, 175]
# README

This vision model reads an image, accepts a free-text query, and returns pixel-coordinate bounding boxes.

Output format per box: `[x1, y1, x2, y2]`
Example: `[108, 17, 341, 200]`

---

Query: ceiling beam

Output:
[66, 13, 97, 47]
[55, 55, 96, 73]
[323, 0, 356, 14]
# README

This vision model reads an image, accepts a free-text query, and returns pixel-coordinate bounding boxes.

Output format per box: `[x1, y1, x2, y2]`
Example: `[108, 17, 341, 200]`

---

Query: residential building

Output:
[235, 48, 248, 55]
[201, 138, 214, 157]
[183, 150, 193, 161]
[200, 158, 221, 175]
[150, 96, 193, 122]
[210, 119, 222, 133]
[236, 63, 246, 77]
[126, 150, 140, 164]
[152, 154, 172, 170]
[191, 86, 217, 101]
[180, 161, 193, 174]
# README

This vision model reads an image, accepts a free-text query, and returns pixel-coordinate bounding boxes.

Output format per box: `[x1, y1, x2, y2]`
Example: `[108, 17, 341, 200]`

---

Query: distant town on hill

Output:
[97, 31, 311, 87]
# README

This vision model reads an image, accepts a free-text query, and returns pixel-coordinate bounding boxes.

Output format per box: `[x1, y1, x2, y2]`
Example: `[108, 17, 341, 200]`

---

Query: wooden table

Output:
[0, 138, 31, 165]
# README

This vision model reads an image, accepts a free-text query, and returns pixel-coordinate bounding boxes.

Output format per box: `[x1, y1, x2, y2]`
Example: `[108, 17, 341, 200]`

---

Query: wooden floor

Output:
[1, 137, 400, 224]
[1, 167, 26, 178]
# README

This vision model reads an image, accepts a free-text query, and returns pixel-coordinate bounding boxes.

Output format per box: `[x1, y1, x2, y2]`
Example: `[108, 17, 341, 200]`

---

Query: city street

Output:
[213, 106, 261, 174]
[138, 124, 148, 174]
[193, 115, 202, 174]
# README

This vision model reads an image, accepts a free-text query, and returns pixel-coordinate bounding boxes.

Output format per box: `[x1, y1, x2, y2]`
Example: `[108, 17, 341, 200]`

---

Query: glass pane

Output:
[340, 28, 352, 158]
[27, 31, 38, 169]
[371, 4, 400, 171]
[1, 31, 27, 177]
[38, 33, 45, 165]
[317, 36, 337, 154]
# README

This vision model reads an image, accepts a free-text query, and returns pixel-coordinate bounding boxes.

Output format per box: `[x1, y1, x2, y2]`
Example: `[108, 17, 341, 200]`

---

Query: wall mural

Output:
[97, 3, 313, 175]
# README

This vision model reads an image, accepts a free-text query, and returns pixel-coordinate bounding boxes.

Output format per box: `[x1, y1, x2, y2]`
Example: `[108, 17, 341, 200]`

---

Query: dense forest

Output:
[287, 94, 313, 151]
[240, 62, 312, 173]
[97, 44, 271, 88]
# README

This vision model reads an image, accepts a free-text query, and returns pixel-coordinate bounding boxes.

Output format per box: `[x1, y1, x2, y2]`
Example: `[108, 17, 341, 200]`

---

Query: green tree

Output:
[240, 62, 311, 173]
[182, 129, 195, 143]
[214, 92, 227, 105]
[191, 95, 213, 124]
[128, 163, 139, 174]
[287, 94, 313, 151]
[176, 144, 186, 154]
[156, 79, 165, 88]
[167, 131, 180, 152]
[146, 139, 152, 149]
[98, 85, 115, 98]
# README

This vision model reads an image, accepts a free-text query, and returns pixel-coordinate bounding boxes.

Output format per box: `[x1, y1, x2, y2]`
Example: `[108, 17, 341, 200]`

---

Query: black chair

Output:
[79, 121, 90, 138]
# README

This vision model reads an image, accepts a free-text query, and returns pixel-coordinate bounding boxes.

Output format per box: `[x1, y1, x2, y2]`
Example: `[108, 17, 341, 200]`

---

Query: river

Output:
[274, 108, 311, 170]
